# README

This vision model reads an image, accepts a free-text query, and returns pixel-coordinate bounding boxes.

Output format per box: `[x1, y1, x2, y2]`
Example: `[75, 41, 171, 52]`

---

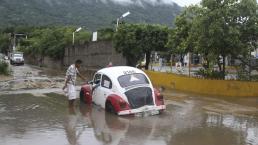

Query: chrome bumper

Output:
[118, 105, 166, 116]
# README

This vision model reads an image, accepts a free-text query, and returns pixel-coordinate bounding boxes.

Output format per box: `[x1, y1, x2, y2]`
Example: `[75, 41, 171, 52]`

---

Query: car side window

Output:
[101, 75, 112, 89]
[93, 73, 101, 84]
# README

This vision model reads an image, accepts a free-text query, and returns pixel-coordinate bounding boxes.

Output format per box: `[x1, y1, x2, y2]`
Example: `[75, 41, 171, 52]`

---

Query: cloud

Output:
[110, 0, 176, 6]
[76, 0, 176, 6]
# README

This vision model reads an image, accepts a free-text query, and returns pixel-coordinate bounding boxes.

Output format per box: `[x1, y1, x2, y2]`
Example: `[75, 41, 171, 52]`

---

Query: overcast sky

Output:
[172, 0, 201, 6]
[103, 0, 258, 7]
[174, 0, 258, 6]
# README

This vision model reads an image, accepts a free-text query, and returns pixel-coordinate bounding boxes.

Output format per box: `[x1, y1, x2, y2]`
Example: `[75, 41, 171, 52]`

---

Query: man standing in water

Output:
[63, 59, 86, 108]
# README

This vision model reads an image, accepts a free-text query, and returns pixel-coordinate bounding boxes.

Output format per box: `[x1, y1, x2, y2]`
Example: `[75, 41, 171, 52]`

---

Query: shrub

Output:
[195, 68, 225, 79]
[0, 61, 9, 75]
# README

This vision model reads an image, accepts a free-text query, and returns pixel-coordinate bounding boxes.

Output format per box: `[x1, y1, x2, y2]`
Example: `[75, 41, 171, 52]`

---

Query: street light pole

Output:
[72, 32, 75, 46]
[13, 34, 16, 51]
[72, 27, 82, 46]
[116, 11, 130, 32]
[116, 18, 119, 32]
[70, 27, 82, 65]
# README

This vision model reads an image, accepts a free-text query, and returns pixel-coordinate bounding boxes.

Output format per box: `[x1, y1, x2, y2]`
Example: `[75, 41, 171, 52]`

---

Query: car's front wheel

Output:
[105, 101, 117, 115]
[80, 90, 85, 103]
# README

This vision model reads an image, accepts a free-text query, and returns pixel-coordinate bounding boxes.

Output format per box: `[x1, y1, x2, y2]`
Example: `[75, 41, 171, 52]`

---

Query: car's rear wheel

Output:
[80, 90, 85, 103]
[105, 101, 117, 115]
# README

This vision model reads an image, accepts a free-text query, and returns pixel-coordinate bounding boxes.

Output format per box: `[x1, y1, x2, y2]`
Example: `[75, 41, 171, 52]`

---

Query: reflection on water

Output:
[0, 93, 257, 145]
[207, 113, 258, 145]
[64, 107, 84, 145]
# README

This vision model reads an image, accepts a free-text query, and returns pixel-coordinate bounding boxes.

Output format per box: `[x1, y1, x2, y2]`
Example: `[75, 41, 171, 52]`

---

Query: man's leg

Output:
[67, 84, 77, 108]
[69, 99, 75, 108]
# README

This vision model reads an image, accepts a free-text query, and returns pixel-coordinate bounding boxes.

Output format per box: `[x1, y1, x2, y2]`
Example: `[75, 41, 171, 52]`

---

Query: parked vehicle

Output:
[10, 52, 24, 65]
[80, 66, 165, 116]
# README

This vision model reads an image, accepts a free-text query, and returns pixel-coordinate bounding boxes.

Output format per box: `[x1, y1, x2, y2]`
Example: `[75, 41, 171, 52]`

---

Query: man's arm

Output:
[77, 72, 87, 81]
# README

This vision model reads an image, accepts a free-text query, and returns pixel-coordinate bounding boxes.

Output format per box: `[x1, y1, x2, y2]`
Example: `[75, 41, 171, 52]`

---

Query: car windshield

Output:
[14, 54, 23, 57]
[118, 73, 149, 88]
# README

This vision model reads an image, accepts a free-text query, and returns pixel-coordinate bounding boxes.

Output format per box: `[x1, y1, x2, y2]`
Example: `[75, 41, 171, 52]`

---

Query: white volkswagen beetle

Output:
[80, 66, 165, 116]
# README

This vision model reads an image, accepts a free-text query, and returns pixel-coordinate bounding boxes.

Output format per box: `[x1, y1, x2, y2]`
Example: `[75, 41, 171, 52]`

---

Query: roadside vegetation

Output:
[2, 26, 91, 60]
[0, 61, 9, 75]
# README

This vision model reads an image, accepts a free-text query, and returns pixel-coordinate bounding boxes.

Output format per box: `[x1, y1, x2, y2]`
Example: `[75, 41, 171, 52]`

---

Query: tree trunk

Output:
[145, 51, 151, 70]
[180, 54, 184, 66]
[249, 50, 252, 81]
[126, 55, 137, 67]
[222, 55, 226, 80]
[207, 59, 210, 69]
[218, 57, 222, 72]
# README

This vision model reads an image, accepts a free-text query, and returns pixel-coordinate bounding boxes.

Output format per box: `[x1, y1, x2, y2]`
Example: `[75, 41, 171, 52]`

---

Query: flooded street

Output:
[0, 65, 258, 145]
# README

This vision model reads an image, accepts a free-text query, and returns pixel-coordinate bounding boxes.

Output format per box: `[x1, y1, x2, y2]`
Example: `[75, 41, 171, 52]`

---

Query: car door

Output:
[92, 73, 102, 105]
[99, 75, 113, 108]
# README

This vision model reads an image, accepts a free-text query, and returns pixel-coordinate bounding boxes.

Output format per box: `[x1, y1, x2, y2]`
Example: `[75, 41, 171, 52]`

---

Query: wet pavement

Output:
[0, 64, 258, 145]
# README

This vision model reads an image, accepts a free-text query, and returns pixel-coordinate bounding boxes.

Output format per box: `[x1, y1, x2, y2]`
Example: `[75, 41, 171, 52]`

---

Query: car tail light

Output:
[120, 101, 127, 109]
[117, 98, 129, 110]
[157, 94, 164, 100]
[154, 88, 164, 106]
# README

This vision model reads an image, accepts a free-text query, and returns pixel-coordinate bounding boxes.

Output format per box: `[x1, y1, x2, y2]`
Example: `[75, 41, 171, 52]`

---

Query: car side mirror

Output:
[95, 80, 100, 84]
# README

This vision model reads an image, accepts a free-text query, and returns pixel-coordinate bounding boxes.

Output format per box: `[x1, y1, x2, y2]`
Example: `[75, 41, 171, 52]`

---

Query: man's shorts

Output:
[66, 84, 77, 100]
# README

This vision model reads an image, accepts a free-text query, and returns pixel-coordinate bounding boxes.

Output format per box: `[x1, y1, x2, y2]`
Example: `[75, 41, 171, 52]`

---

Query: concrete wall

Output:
[146, 71, 258, 97]
[25, 55, 63, 70]
[64, 41, 126, 70]
[25, 41, 126, 71]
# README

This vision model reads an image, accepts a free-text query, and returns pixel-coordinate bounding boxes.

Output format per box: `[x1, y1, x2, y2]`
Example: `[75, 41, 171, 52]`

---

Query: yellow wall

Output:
[145, 71, 258, 97]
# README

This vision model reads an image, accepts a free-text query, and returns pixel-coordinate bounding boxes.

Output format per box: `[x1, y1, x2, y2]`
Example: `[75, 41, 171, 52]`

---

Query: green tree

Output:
[19, 26, 91, 62]
[113, 24, 139, 66]
[113, 24, 168, 69]
[236, 0, 258, 79]
[0, 33, 11, 54]
[167, 6, 198, 64]
[168, 0, 258, 79]
[139, 25, 169, 70]
[98, 28, 115, 41]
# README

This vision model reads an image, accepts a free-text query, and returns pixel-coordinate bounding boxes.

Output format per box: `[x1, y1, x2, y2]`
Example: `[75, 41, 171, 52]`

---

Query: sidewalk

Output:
[150, 65, 238, 80]
[150, 65, 202, 76]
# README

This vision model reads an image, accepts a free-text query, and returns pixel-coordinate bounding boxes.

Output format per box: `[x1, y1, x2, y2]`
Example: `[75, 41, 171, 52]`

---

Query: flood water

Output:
[0, 65, 258, 145]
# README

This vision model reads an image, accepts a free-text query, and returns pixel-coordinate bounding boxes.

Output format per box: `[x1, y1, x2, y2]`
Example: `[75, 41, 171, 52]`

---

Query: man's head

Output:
[75, 59, 83, 68]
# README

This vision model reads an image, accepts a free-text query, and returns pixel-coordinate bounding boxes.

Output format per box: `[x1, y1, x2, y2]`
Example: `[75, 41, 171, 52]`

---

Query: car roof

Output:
[97, 66, 146, 79]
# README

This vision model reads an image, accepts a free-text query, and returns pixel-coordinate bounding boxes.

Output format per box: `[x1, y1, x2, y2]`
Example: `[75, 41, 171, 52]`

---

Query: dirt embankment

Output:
[0, 75, 12, 81]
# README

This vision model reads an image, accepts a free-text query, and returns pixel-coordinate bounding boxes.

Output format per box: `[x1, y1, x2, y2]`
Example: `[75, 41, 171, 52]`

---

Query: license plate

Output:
[135, 110, 159, 117]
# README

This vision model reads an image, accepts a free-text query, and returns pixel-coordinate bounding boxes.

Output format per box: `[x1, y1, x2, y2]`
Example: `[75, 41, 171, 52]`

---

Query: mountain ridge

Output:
[0, 0, 182, 30]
